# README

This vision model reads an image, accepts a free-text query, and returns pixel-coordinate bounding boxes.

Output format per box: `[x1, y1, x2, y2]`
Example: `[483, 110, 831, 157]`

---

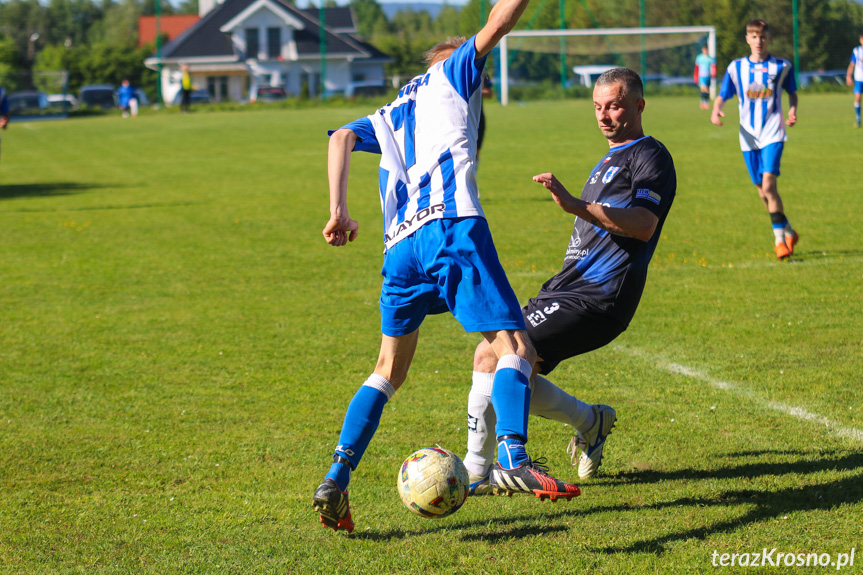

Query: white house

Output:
[144, 0, 390, 104]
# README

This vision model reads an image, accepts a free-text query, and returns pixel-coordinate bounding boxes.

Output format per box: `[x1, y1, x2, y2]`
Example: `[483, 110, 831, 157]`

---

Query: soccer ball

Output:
[397, 446, 469, 518]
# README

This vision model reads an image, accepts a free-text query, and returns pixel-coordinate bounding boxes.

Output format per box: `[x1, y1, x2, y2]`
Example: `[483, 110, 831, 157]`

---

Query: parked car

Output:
[250, 86, 287, 103]
[48, 93, 79, 111]
[79, 84, 117, 109]
[7, 90, 50, 115]
[344, 81, 388, 98]
[134, 89, 150, 106]
[171, 89, 211, 106]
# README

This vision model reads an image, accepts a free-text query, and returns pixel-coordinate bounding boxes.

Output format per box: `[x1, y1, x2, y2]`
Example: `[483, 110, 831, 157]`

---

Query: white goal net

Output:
[498, 26, 716, 105]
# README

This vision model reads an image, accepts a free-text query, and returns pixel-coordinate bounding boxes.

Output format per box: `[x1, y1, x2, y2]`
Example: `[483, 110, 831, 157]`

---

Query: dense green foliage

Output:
[0, 0, 862, 97]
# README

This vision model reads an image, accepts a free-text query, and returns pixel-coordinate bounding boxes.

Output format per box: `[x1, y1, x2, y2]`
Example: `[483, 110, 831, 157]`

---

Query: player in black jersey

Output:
[465, 68, 677, 493]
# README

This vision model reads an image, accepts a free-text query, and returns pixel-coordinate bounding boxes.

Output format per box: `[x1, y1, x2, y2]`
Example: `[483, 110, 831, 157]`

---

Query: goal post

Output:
[499, 26, 717, 106]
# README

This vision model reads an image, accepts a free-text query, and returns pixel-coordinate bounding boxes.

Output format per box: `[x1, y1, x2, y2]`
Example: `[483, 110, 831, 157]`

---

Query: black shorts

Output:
[522, 296, 626, 375]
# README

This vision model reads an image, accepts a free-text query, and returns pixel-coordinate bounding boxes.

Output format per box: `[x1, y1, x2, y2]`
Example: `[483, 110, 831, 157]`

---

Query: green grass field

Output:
[1, 93, 861, 574]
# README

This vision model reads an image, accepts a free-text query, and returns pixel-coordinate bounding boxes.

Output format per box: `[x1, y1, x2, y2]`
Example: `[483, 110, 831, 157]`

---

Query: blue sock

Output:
[856, 104, 861, 122]
[490, 355, 532, 469]
[497, 437, 528, 469]
[325, 461, 352, 492]
[328, 375, 395, 490]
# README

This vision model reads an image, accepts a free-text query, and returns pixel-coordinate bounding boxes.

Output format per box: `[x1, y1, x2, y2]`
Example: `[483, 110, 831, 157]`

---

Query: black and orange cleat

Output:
[490, 457, 580, 501]
[313, 479, 354, 533]
[775, 241, 792, 260]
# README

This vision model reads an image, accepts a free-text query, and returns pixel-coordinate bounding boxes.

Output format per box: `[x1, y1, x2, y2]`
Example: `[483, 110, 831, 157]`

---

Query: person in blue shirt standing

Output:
[118, 79, 138, 118]
[845, 33, 863, 128]
[0, 85, 9, 168]
[694, 44, 716, 109]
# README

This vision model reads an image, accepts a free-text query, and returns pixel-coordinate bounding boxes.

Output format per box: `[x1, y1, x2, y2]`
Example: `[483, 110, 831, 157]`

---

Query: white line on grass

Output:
[616, 345, 863, 443]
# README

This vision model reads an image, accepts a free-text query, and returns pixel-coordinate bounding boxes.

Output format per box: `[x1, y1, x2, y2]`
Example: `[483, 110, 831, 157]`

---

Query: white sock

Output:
[530, 374, 595, 433]
[773, 226, 786, 245]
[464, 371, 496, 477]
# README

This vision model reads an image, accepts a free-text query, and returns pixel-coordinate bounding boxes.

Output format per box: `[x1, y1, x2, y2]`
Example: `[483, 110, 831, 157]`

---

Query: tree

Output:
[351, 0, 391, 40]
[0, 37, 21, 90]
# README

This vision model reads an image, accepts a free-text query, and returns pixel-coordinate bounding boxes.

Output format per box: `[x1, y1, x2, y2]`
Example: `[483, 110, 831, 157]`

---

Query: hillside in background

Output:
[379, 1, 460, 19]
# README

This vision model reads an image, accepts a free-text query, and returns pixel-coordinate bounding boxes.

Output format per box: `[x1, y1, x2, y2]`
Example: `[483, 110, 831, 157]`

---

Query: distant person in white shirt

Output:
[711, 19, 799, 261]
[845, 33, 863, 128]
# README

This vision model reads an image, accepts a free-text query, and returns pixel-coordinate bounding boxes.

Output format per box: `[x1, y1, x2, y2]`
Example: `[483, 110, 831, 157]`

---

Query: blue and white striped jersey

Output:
[850, 46, 863, 82]
[332, 35, 487, 250]
[719, 55, 796, 151]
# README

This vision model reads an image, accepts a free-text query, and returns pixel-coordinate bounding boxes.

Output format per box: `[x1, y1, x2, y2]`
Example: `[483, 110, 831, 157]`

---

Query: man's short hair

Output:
[424, 37, 467, 65]
[746, 19, 769, 35]
[595, 67, 644, 100]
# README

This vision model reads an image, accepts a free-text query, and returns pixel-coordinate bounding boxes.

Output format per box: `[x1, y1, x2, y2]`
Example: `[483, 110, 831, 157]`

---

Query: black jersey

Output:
[535, 136, 676, 327]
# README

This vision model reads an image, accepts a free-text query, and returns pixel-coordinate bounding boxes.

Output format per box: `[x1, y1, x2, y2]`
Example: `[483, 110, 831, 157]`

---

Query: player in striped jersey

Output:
[711, 19, 800, 260]
[313, 0, 579, 534]
[845, 33, 863, 128]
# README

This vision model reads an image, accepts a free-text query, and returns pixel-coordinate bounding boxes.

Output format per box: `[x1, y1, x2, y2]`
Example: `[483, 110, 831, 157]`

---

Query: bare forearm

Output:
[566, 199, 657, 241]
[327, 129, 356, 216]
[475, 0, 530, 58]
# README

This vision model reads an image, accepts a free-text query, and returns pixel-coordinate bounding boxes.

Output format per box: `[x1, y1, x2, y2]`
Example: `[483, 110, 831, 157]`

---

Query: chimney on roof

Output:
[199, 0, 224, 18]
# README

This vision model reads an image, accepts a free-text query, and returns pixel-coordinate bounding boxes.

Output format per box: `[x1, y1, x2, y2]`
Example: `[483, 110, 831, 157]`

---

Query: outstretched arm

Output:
[474, 0, 530, 58]
[533, 173, 659, 242]
[324, 129, 360, 246]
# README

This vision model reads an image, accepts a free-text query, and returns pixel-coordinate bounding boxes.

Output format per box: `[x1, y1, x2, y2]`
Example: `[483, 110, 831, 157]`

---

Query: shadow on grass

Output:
[0, 181, 98, 200]
[784, 248, 863, 262]
[350, 512, 576, 542]
[350, 450, 863, 547]
[587, 449, 857, 486]
[588, 450, 863, 555]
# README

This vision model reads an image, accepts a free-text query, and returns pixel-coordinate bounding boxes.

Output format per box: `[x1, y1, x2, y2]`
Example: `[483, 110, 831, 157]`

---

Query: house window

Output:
[207, 76, 229, 101]
[246, 28, 259, 59]
[267, 27, 281, 59]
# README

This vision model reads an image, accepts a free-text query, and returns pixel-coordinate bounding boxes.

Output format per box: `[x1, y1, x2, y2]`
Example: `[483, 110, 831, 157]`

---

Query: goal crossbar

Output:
[499, 25, 717, 105]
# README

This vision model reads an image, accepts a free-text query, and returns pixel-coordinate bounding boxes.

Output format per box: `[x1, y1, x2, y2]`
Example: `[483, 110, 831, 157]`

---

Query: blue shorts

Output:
[743, 142, 784, 185]
[855, 81, 863, 95]
[379, 217, 526, 337]
[698, 77, 711, 88]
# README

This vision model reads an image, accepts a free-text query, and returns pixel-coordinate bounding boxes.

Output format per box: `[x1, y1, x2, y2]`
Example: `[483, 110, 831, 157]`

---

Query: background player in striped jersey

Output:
[711, 19, 799, 261]
[464, 68, 676, 494]
[313, 0, 580, 534]
[846, 33, 863, 128]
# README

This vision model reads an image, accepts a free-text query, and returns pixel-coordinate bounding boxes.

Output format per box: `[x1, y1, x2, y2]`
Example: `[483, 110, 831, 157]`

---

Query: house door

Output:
[207, 76, 229, 102]
[307, 72, 319, 98]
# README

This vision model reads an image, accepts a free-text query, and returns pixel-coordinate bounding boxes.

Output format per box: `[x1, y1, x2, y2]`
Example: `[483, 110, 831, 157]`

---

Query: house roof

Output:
[159, 0, 385, 62]
[138, 15, 200, 49]
[300, 7, 355, 33]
